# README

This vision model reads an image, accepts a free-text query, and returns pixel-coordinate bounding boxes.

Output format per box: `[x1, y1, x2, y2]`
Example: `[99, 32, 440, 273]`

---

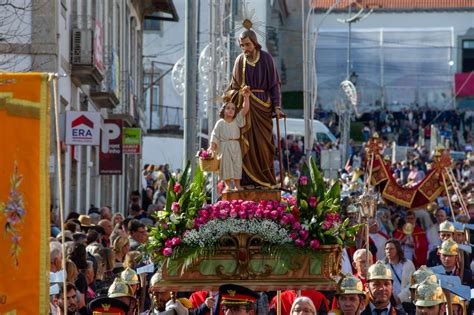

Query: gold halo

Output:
[242, 19, 253, 30]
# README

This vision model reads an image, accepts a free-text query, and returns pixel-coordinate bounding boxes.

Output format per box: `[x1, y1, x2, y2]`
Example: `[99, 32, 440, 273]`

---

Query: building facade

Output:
[0, 0, 178, 216]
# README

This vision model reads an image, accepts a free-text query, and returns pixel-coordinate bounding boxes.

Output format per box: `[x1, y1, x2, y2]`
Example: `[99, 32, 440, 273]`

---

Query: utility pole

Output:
[208, 0, 217, 201]
[183, 0, 197, 170]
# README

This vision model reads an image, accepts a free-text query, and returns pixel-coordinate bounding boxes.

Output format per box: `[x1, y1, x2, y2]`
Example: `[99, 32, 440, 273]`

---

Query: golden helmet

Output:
[415, 279, 445, 307]
[410, 266, 437, 289]
[351, 168, 363, 182]
[438, 221, 455, 233]
[336, 274, 365, 296]
[108, 278, 135, 298]
[427, 202, 439, 212]
[451, 294, 465, 307]
[121, 267, 140, 285]
[438, 238, 458, 256]
[403, 223, 414, 235]
[150, 270, 163, 288]
[367, 261, 392, 281]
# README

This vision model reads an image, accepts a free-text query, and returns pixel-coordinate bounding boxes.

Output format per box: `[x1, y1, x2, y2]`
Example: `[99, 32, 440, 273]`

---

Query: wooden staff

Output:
[441, 171, 457, 222]
[139, 273, 147, 313]
[444, 289, 453, 315]
[277, 290, 282, 315]
[275, 112, 284, 189]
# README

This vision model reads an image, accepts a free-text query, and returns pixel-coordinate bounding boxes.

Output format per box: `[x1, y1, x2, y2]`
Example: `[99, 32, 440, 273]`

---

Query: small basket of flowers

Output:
[197, 148, 219, 172]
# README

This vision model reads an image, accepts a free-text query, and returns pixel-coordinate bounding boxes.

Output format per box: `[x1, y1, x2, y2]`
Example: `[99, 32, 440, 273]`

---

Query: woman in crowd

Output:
[290, 296, 317, 315]
[384, 239, 416, 304]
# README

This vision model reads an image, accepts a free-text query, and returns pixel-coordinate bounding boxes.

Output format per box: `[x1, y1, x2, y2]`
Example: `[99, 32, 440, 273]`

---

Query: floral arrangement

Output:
[196, 148, 213, 160]
[1, 162, 26, 267]
[146, 157, 361, 267]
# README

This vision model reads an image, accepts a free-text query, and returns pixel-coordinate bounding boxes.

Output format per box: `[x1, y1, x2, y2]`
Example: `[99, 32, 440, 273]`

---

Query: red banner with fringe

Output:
[371, 154, 445, 209]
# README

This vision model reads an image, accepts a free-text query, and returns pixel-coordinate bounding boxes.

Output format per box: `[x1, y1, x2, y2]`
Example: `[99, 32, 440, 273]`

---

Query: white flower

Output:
[183, 218, 292, 247]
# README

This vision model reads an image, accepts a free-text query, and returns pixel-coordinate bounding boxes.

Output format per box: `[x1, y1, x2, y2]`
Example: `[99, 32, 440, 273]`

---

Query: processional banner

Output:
[0, 73, 50, 314]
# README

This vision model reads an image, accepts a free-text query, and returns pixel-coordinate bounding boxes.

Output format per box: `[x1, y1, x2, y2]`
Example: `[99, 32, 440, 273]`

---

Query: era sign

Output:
[65, 111, 101, 146]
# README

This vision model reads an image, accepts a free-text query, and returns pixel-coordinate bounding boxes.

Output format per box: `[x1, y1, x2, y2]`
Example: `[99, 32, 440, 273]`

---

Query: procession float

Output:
[145, 157, 361, 292]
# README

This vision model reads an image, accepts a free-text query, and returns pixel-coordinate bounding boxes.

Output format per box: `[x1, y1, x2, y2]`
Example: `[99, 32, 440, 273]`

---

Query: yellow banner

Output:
[0, 73, 50, 314]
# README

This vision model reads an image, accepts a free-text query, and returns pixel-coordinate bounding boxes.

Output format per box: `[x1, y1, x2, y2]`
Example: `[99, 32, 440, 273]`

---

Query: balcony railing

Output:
[90, 46, 119, 108]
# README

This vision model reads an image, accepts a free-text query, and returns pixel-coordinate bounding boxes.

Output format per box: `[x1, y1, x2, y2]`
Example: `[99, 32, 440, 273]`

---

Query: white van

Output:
[273, 118, 337, 144]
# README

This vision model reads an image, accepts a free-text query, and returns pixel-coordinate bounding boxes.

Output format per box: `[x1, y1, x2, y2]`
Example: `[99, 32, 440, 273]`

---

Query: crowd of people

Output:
[46, 25, 474, 315]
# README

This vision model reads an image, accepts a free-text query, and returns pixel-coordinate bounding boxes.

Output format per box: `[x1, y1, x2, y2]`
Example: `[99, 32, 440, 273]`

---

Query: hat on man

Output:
[410, 266, 437, 289]
[108, 278, 135, 298]
[150, 270, 162, 288]
[452, 222, 465, 233]
[219, 284, 259, 306]
[78, 214, 94, 227]
[336, 274, 365, 296]
[415, 279, 445, 307]
[438, 221, 455, 233]
[88, 296, 129, 315]
[121, 267, 140, 285]
[367, 261, 392, 281]
[438, 238, 458, 256]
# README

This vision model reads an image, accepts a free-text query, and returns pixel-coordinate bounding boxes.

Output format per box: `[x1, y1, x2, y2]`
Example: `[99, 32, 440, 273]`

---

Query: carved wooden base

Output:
[222, 189, 281, 202]
[158, 233, 341, 292]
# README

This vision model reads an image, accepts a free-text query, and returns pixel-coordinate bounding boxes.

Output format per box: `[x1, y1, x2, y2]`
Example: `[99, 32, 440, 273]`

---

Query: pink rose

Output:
[270, 210, 279, 220]
[288, 232, 298, 239]
[299, 229, 309, 240]
[165, 239, 173, 247]
[287, 196, 297, 206]
[255, 209, 264, 218]
[219, 209, 228, 219]
[171, 202, 180, 213]
[299, 176, 308, 186]
[162, 247, 173, 256]
[292, 222, 302, 231]
[310, 239, 320, 250]
[200, 150, 209, 159]
[198, 210, 209, 218]
[285, 213, 295, 223]
[309, 196, 317, 208]
[295, 239, 305, 247]
[280, 216, 291, 225]
[238, 210, 247, 219]
[173, 183, 182, 194]
[322, 221, 333, 230]
[171, 237, 181, 246]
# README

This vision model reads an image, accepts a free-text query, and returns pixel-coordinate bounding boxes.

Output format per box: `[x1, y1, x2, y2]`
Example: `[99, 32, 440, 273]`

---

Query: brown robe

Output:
[226, 50, 281, 188]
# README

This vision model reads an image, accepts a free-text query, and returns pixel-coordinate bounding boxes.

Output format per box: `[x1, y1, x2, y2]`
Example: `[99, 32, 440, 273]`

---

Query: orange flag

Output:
[0, 73, 50, 314]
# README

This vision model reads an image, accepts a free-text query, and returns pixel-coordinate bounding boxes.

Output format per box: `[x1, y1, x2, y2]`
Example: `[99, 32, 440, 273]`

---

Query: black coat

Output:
[360, 303, 406, 315]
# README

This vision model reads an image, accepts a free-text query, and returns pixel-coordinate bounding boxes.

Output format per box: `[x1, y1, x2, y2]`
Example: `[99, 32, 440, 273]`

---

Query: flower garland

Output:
[1, 163, 26, 267]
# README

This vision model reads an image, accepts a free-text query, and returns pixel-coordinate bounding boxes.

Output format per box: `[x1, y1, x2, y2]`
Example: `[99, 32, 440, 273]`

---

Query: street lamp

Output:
[358, 186, 378, 274]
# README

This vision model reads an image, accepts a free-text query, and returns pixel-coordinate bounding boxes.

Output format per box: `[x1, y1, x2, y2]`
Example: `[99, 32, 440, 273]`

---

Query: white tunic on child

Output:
[210, 111, 245, 180]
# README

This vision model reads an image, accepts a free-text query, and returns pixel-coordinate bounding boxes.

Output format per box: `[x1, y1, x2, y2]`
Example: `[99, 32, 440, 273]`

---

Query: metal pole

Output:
[342, 3, 353, 166]
[302, 0, 312, 157]
[183, 0, 197, 170]
[209, 0, 218, 201]
[150, 63, 154, 130]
